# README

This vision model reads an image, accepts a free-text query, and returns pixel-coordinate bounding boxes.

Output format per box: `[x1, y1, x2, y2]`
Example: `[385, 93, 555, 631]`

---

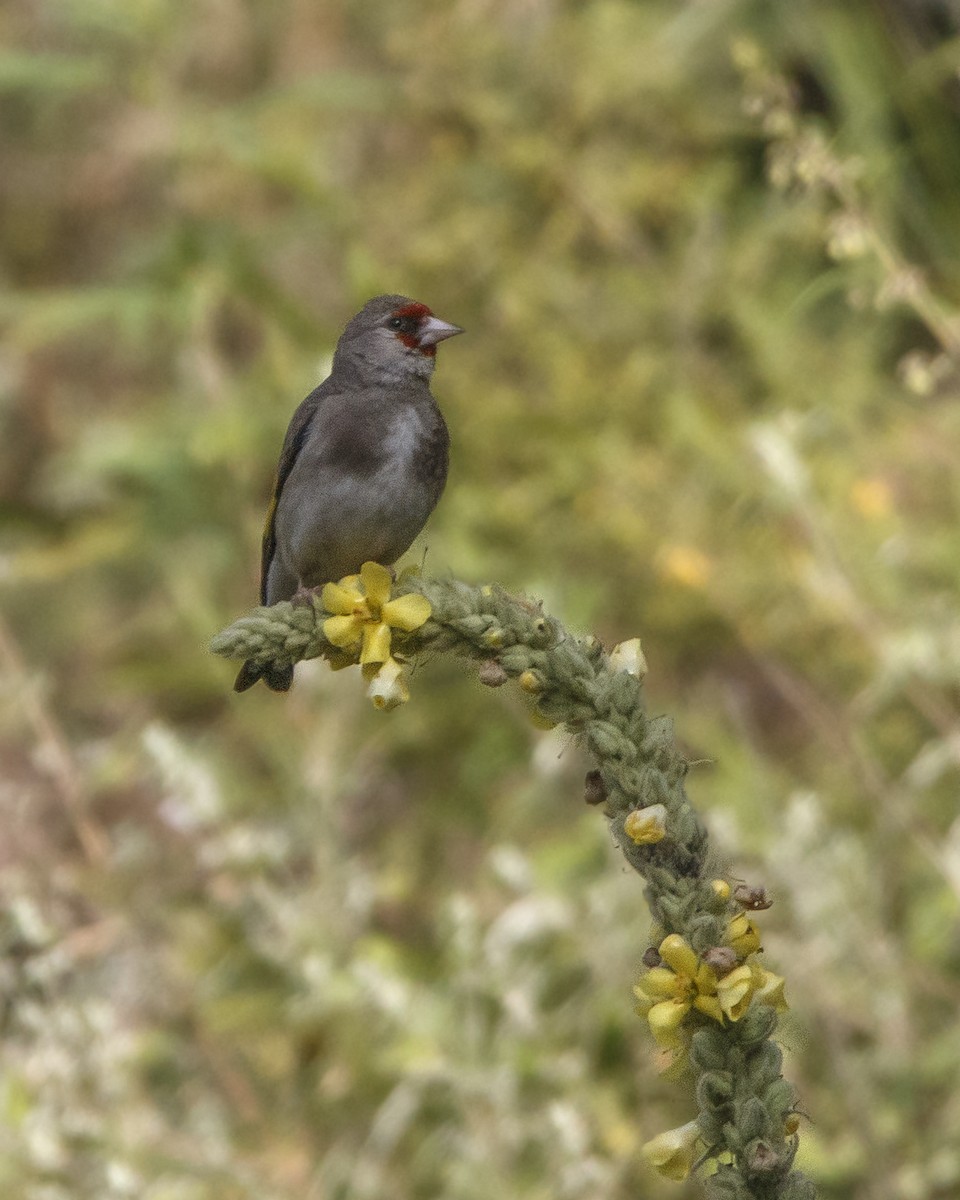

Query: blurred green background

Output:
[2, 1, 960, 1197]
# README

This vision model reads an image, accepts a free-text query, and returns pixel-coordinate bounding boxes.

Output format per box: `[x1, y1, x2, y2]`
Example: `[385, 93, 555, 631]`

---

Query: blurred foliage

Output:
[1, 1, 960, 1197]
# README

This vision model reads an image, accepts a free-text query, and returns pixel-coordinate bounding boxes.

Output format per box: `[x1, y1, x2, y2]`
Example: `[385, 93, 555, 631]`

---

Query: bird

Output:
[234, 294, 464, 693]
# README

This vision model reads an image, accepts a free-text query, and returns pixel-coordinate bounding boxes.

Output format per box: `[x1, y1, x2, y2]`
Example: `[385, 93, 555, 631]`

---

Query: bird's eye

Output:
[388, 317, 403, 330]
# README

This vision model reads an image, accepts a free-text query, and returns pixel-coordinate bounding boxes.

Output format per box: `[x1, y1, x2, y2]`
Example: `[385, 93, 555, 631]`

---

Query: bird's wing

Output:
[259, 386, 327, 604]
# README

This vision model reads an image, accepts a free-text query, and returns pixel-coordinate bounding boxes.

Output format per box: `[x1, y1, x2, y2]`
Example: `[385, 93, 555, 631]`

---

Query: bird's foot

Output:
[290, 585, 324, 608]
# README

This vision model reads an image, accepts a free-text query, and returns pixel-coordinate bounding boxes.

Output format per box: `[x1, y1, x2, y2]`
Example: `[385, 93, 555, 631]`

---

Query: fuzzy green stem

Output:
[211, 576, 814, 1199]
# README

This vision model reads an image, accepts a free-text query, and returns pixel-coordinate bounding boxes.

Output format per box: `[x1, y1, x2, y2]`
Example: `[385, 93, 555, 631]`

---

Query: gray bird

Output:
[234, 294, 463, 692]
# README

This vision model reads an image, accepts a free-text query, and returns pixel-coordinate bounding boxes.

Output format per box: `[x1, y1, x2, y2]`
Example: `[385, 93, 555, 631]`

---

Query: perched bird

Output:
[234, 294, 463, 693]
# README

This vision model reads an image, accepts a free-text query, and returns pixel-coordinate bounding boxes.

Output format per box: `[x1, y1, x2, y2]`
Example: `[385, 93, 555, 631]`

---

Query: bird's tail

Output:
[234, 659, 295, 693]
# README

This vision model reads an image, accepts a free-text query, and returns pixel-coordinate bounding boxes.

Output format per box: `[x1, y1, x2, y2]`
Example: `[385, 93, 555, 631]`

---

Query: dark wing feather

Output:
[419, 410, 450, 504]
[258, 387, 325, 604]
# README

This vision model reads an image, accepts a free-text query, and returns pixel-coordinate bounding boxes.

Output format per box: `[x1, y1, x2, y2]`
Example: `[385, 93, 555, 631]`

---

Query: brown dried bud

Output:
[746, 1140, 780, 1173]
[641, 946, 663, 969]
[701, 946, 738, 976]
[583, 769, 607, 806]
[478, 658, 508, 688]
[734, 884, 773, 911]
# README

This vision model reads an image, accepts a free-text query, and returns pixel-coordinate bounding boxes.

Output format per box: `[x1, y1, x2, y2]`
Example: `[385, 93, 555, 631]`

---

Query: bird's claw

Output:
[291, 585, 324, 608]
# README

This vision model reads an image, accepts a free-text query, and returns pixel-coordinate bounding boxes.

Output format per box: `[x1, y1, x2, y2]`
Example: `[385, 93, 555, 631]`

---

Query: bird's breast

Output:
[379, 406, 447, 491]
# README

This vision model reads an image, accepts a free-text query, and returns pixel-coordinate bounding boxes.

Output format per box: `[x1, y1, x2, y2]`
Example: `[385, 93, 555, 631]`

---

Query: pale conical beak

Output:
[418, 315, 465, 347]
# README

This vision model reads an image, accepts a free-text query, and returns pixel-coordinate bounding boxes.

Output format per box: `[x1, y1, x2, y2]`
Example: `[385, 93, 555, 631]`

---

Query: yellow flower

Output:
[641, 1120, 700, 1182]
[715, 964, 756, 1021]
[624, 804, 668, 845]
[752, 966, 788, 1013]
[726, 912, 763, 957]
[660, 918, 783, 1027]
[364, 656, 410, 710]
[609, 637, 647, 677]
[635, 934, 722, 1047]
[321, 562, 432, 667]
[711, 879, 731, 901]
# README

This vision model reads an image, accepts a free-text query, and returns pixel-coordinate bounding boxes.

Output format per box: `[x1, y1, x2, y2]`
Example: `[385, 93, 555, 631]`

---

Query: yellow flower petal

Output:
[382, 592, 432, 631]
[727, 913, 763, 957]
[648, 998, 690, 1046]
[323, 614, 364, 648]
[641, 1120, 700, 1182]
[637, 967, 681, 1000]
[360, 561, 393, 609]
[658, 935, 699, 979]
[360, 620, 392, 666]
[694, 963, 718, 992]
[715, 964, 756, 1021]
[633, 984, 654, 1011]
[693, 994, 725, 1023]
[321, 580, 365, 615]
[752, 968, 788, 1013]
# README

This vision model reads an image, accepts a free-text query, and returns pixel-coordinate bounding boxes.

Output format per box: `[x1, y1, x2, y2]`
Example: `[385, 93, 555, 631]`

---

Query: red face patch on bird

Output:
[387, 302, 437, 355]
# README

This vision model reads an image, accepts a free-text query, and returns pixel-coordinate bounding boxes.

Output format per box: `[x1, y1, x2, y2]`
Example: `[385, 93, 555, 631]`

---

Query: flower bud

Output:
[518, 669, 542, 694]
[734, 883, 772, 911]
[609, 637, 647, 677]
[365, 657, 409, 710]
[624, 804, 668, 845]
[701, 946, 738, 976]
[583, 769, 607, 806]
[478, 659, 508, 688]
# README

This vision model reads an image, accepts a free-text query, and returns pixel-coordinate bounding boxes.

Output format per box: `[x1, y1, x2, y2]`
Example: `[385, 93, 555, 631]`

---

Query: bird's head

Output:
[334, 295, 464, 383]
